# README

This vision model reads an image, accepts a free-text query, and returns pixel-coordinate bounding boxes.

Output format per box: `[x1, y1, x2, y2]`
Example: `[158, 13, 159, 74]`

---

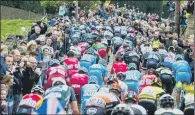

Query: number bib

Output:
[19, 99, 36, 108]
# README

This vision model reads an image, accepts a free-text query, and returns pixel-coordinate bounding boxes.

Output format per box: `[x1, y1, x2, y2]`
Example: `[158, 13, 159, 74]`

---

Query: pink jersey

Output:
[64, 57, 79, 78]
[78, 42, 89, 55]
[138, 75, 157, 94]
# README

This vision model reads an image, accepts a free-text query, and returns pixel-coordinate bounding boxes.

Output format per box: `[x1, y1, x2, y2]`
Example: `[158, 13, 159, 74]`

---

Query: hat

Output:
[84, 107, 106, 115]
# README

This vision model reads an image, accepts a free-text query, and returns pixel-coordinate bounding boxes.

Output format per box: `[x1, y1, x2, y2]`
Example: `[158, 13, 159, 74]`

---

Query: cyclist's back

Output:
[80, 54, 96, 69]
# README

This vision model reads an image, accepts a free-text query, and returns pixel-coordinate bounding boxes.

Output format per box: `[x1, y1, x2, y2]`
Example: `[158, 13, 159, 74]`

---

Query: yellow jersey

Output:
[139, 86, 165, 100]
[175, 81, 194, 94]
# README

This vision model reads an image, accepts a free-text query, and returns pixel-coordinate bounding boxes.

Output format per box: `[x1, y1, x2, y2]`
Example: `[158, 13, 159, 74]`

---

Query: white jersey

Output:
[118, 80, 128, 98]
[155, 108, 184, 115]
[129, 104, 147, 115]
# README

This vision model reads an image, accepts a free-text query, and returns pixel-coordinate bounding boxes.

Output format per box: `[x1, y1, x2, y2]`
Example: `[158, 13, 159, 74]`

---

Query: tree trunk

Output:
[175, 1, 180, 37]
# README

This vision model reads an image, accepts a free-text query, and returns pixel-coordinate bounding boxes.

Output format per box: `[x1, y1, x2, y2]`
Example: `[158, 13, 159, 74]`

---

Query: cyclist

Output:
[70, 67, 88, 104]
[163, 46, 176, 70]
[139, 77, 165, 115]
[175, 81, 194, 109]
[80, 49, 97, 69]
[180, 93, 194, 115]
[155, 94, 184, 115]
[63, 51, 79, 78]
[123, 48, 140, 70]
[44, 59, 69, 89]
[172, 55, 192, 83]
[125, 63, 142, 94]
[139, 74, 157, 94]
[110, 56, 128, 75]
[111, 103, 134, 115]
[123, 90, 147, 115]
[16, 85, 44, 114]
[146, 47, 162, 69]
[69, 40, 82, 59]
[81, 79, 100, 114]
[92, 37, 107, 59]
[156, 65, 176, 94]
[35, 77, 79, 114]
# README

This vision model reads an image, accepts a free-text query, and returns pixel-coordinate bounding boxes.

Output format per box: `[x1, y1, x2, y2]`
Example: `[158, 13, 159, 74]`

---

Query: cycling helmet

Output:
[52, 77, 67, 86]
[116, 72, 126, 81]
[72, 40, 79, 45]
[109, 83, 122, 95]
[168, 46, 175, 52]
[31, 85, 44, 95]
[111, 104, 134, 115]
[67, 50, 75, 57]
[98, 59, 107, 66]
[151, 77, 162, 88]
[106, 75, 116, 85]
[49, 59, 60, 67]
[124, 90, 138, 103]
[175, 54, 184, 61]
[160, 94, 174, 108]
[128, 63, 137, 70]
[116, 56, 124, 62]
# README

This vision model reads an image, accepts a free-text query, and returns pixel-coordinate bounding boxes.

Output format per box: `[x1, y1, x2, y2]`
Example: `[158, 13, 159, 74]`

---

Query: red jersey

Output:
[44, 66, 68, 89]
[110, 62, 128, 75]
[78, 42, 89, 55]
[64, 57, 79, 78]
[138, 75, 157, 94]
[19, 94, 43, 109]
[70, 73, 88, 96]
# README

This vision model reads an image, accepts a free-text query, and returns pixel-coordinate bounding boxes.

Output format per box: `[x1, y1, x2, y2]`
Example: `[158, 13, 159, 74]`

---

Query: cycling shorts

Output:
[139, 98, 157, 115]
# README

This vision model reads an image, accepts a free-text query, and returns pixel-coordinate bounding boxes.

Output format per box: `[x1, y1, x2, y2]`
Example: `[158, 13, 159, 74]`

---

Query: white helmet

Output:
[111, 104, 134, 115]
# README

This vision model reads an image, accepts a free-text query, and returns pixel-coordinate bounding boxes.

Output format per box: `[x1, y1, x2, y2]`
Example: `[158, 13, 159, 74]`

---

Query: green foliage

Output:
[79, 0, 101, 11]
[40, 0, 74, 7]
[1, 20, 36, 41]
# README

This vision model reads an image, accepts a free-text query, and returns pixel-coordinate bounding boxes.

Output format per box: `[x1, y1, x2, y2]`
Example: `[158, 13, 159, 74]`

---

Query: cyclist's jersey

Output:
[152, 40, 162, 48]
[163, 52, 175, 69]
[69, 45, 82, 56]
[44, 85, 76, 108]
[70, 73, 88, 85]
[158, 49, 167, 58]
[155, 108, 184, 115]
[139, 86, 165, 100]
[118, 80, 128, 98]
[129, 104, 147, 115]
[139, 75, 157, 94]
[110, 62, 128, 75]
[156, 67, 172, 76]
[63, 57, 79, 77]
[89, 64, 108, 78]
[44, 66, 68, 89]
[81, 84, 100, 113]
[18, 94, 43, 110]
[175, 82, 194, 94]
[92, 42, 106, 50]
[140, 46, 152, 54]
[172, 60, 191, 83]
[88, 69, 103, 86]
[183, 93, 194, 110]
[123, 51, 140, 68]
[80, 54, 96, 65]
[87, 92, 120, 112]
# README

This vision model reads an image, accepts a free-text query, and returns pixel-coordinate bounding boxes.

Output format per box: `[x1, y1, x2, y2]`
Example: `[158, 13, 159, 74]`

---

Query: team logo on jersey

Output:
[87, 108, 97, 114]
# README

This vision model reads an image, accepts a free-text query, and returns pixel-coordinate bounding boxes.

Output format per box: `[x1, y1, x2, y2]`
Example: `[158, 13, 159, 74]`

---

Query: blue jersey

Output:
[147, 52, 162, 63]
[79, 54, 96, 69]
[89, 64, 108, 78]
[172, 60, 191, 83]
[125, 70, 142, 94]
[81, 84, 100, 114]
[33, 98, 66, 114]
[88, 70, 103, 86]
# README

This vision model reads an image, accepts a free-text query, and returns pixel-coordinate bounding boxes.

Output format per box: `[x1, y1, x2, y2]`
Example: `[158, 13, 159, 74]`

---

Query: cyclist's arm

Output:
[175, 85, 181, 106]
[69, 87, 79, 114]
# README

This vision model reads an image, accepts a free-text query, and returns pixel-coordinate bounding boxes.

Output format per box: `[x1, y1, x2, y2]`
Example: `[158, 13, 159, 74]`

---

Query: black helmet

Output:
[72, 40, 79, 45]
[116, 72, 126, 81]
[116, 56, 124, 62]
[67, 51, 75, 57]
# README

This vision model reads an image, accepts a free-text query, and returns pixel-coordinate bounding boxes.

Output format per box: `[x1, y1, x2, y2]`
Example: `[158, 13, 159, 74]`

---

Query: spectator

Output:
[0, 45, 8, 77]
[51, 30, 61, 59]
[41, 38, 54, 58]
[26, 40, 37, 55]
[11, 49, 21, 66]
[42, 48, 51, 70]
[22, 57, 41, 95]
[29, 24, 41, 41]
[172, 40, 183, 54]
[5, 55, 14, 75]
